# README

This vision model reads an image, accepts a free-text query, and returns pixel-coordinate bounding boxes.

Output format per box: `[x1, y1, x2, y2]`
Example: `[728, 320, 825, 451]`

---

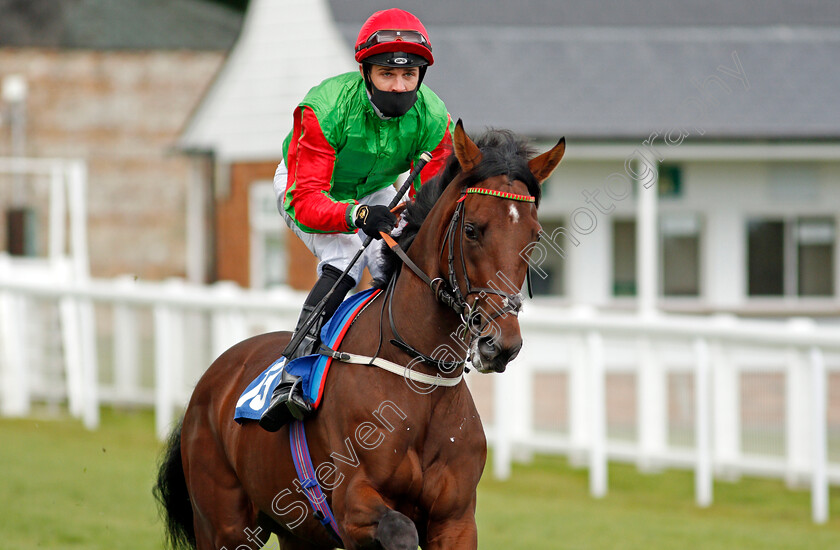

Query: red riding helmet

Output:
[354, 8, 434, 67]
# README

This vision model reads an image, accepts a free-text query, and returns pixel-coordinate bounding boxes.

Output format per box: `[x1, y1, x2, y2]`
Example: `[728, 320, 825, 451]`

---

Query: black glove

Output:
[353, 204, 397, 239]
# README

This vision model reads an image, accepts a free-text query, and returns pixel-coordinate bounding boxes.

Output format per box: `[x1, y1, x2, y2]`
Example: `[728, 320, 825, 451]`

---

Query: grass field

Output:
[1, 409, 839, 549]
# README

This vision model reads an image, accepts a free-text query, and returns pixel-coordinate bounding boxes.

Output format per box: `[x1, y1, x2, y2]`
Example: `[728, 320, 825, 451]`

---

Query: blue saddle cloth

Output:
[234, 288, 379, 422]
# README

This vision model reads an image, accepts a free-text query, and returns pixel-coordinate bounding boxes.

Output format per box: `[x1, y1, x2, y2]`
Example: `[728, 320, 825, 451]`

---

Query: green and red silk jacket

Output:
[282, 71, 452, 234]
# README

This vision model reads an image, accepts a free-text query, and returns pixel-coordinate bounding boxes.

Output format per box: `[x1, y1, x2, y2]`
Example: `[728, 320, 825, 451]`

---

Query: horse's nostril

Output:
[478, 337, 497, 356]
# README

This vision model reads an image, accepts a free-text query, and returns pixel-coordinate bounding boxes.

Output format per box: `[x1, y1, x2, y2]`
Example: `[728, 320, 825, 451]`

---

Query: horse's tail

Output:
[154, 421, 196, 550]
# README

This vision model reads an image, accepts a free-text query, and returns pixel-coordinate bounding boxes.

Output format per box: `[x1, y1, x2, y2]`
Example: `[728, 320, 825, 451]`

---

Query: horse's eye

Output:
[464, 223, 478, 241]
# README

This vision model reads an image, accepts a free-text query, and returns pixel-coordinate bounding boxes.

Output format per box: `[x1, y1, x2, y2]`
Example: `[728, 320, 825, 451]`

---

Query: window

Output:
[798, 219, 835, 296]
[661, 214, 701, 296]
[611, 215, 702, 298]
[249, 182, 287, 288]
[658, 164, 683, 199]
[747, 217, 835, 297]
[612, 220, 636, 296]
[747, 220, 785, 296]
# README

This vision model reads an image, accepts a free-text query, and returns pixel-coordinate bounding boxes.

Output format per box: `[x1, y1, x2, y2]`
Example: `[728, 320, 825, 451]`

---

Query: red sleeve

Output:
[410, 117, 452, 199]
[285, 106, 355, 233]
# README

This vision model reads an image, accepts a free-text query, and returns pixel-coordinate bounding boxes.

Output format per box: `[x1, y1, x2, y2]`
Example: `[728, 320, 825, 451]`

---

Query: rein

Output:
[381, 186, 530, 369]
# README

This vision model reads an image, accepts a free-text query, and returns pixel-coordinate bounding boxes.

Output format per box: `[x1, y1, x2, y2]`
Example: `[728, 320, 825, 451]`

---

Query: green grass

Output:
[0, 408, 163, 550]
[1, 410, 839, 549]
[477, 457, 840, 549]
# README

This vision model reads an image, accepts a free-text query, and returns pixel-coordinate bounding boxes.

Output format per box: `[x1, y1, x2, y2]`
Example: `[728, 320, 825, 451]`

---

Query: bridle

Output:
[381, 185, 534, 370]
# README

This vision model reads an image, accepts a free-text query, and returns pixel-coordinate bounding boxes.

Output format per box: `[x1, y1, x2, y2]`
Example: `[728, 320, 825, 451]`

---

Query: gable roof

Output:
[330, 1, 840, 140]
[0, 0, 244, 50]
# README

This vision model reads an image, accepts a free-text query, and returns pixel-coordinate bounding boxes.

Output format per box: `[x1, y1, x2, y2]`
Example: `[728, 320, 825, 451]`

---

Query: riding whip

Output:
[281, 151, 433, 358]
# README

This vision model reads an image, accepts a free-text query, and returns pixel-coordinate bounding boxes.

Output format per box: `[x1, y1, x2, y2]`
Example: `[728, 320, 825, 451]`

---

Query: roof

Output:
[179, 0, 840, 160]
[417, 26, 840, 140]
[330, 1, 840, 140]
[0, 0, 244, 50]
[327, 0, 840, 27]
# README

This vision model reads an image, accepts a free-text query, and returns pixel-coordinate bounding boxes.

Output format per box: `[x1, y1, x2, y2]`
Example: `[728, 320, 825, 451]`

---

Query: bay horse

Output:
[155, 121, 565, 550]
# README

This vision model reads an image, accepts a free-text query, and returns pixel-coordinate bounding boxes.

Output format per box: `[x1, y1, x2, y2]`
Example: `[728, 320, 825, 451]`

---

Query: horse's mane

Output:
[373, 129, 542, 288]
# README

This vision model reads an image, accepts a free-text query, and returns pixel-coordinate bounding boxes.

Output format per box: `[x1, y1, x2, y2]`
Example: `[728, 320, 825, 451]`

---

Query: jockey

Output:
[259, 8, 452, 432]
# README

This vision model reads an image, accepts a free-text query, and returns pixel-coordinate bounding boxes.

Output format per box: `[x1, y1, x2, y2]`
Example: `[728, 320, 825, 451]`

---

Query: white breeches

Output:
[273, 162, 398, 284]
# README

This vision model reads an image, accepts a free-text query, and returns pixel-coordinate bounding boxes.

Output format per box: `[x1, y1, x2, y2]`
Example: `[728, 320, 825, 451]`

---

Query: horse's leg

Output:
[339, 485, 418, 550]
[190, 476, 264, 550]
[184, 423, 265, 549]
[422, 516, 478, 550]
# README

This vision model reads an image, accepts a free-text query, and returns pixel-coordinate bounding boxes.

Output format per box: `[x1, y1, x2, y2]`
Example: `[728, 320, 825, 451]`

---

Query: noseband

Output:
[382, 186, 533, 369]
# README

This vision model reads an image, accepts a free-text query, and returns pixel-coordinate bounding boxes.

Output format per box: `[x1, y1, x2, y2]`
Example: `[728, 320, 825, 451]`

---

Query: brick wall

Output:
[219, 160, 320, 290]
[0, 48, 224, 279]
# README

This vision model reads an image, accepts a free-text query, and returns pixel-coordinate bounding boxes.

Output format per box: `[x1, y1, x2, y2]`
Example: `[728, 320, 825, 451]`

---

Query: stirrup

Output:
[258, 382, 295, 432]
[284, 377, 313, 421]
[258, 367, 313, 432]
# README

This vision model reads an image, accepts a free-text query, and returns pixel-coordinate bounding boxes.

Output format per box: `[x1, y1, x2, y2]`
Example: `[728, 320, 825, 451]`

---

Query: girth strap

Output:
[289, 421, 342, 545]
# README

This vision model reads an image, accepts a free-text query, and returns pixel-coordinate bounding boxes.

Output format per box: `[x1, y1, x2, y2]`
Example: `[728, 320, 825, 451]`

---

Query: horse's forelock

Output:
[372, 129, 541, 289]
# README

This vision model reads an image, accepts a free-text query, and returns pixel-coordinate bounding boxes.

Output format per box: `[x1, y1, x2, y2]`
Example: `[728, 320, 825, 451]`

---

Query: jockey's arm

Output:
[411, 114, 452, 198]
[284, 106, 357, 233]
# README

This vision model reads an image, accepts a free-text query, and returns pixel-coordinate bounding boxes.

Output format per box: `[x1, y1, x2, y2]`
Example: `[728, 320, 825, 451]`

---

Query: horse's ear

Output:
[529, 137, 566, 184]
[452, 119, 482, 173]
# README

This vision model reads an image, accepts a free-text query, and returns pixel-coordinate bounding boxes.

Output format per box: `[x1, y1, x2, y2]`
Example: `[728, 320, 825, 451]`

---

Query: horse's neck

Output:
[381, 224, 468, 373]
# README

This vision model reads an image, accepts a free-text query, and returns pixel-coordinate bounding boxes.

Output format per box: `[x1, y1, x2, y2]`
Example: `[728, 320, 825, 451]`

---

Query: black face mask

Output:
[369, 86, 418, 118]
[363, 64, 427, 118]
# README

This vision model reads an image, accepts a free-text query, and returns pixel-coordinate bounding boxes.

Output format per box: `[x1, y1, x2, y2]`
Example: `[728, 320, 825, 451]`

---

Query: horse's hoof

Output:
[375, 509, 418, 550]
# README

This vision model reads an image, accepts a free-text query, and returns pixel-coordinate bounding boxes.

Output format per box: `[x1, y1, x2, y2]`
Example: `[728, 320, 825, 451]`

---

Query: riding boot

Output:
[259, 265, 356, 432]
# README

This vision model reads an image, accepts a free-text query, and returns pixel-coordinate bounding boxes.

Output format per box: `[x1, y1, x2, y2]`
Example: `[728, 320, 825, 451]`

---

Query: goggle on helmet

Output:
[354, 9, 434, 67]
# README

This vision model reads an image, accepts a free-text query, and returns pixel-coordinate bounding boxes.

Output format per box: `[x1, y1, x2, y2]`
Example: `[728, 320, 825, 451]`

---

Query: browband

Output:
[457, 187, 535, 203]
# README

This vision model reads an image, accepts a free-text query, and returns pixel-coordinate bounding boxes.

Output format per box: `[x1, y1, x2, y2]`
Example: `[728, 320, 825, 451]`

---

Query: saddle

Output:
[234, 288, 381, 422]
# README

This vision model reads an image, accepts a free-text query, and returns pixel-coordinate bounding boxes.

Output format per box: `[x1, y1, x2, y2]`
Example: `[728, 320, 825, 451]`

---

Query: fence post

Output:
[694, 337, 712, 507]
[638, 335, 665, 472]
[113, 276, 140, 405]
[511, 346, 533, 464]
[78, 296, 99, 430]
[0, 288, 29, 416]
[493, 369, 513, 480]
[712, 315, 740, 480]
[569, 308, 594, 467]
[166, 279, 186, 409]
[60, 294, 84, 418]
[786, 319, 812, 488]
[587, 331, 607, 498]
[810, 346, 828, 524]
[154, 299, 174, 441]
[154, 278, 190, 440]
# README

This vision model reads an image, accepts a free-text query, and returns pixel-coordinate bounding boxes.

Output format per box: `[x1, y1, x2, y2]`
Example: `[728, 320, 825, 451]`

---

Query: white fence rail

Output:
[483, 304, 840, 524]
[0, 257, 301, 437]
[1, 266, 838, 523]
